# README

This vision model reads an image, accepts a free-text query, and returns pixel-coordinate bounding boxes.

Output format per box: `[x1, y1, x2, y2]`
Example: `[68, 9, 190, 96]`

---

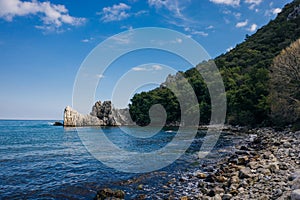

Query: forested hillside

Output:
[129, 0, 300, 127]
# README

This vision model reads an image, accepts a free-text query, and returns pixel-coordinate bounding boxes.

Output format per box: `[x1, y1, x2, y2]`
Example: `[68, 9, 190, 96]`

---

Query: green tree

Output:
[269, 38, 300, 126]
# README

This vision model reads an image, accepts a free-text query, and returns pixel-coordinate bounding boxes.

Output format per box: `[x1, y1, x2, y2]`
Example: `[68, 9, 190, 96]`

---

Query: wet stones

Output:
[94, 188, 125, 200]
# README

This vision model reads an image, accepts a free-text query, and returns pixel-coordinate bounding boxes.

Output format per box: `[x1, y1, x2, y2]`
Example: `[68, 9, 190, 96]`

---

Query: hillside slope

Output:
[129, 0, 300, 127]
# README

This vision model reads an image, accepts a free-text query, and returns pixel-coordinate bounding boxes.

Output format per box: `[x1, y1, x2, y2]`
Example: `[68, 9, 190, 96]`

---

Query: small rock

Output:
[205, 174, 216, 183]
[279, 162, 289, 170]
[263, 151, 272, 159]
[257, 168, 271, 176]
[240, 145, 250, 151]
[238, 187, 245, 193]
[230, 176, 240, 184]
[283, 141, 292, 148]
[248, 161, 258, 169]
[53, 121, 63, 126]
[268, 162, 279, 173]
[180, 196, 188, 200]
[222, 193, 233, 200]
[291, 189, 300, 200]
[290, 170, 300, 181]
[207, 190, 216, 197]
[293, 177, 300, 190]
[239, 167, 253, 179]
[273, 188, 283, 197]
[94, 188, 125, 200]
[137, 194, 147, 199]
[196, 172, 207, 179]
[237, 156, 249, 165]
[216, 176, 227, 183]
[214, 186, 225, 194]
[213, 194, 222, 200]
[137, 184, 143, 190]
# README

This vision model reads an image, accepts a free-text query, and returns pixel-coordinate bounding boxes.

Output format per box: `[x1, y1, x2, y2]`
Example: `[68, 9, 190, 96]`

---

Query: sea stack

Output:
[63, 101, 133, 127]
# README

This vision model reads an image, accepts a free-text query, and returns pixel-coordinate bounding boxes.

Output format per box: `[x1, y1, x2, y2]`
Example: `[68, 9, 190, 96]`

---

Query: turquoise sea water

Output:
[0, 120, 236, 199]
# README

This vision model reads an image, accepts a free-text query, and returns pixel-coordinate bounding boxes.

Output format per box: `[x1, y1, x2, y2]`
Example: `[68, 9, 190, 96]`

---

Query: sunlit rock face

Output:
[63, 101, 133, 127]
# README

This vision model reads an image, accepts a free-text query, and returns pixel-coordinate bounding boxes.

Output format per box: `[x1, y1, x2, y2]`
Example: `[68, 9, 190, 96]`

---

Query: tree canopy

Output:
[129, 0, 300, 127]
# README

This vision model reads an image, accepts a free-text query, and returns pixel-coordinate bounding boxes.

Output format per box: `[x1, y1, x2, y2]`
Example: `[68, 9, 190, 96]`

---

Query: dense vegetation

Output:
[269, 39, 300, 129]
[129, 0, 300, 127]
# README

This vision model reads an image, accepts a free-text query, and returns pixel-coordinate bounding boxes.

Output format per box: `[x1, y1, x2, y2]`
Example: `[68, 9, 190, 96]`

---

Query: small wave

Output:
[165, 130, 174, 133]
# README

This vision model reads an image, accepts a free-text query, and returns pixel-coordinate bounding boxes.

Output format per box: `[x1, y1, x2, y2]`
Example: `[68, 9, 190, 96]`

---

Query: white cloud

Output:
[245, 0, 262, 5]
[184, 26, 208, 37]
[234, 12, 241, 18]
[191, 30, 208, 37]
[152, 65, 163, 70]
[245, 0, 262, 10]
[81, 39, 89, 43]
[265, 7, 282, 17]
[206, 25, 214, 29]
[81, 37, 94, 43]
[0, 0, 85, 30]
[132, 67, 147, 71]
[249, 4, 256, 10]
[236, 20, 248, 28]
[226, 46, 233, 52]
[272, 8, 282, 15]
[170, 38, 183, 43]
[135, 10, 148, 16]
[120, 25, 133, 30]
[132, 65, 163, 71]
[247, 23, 257, 32]
[209, 0, 240, 6]
[148, 0, 168, 9]
[223, 9, 241, 19]
[148, 0, 190, 22]
[100, 3, 131, 22]
[110, 31, 134, 45]
[148, 0, 207, 38]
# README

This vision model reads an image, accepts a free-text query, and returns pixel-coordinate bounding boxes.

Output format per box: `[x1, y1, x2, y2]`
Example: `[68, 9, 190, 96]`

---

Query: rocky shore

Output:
[94, 128, 300, 200]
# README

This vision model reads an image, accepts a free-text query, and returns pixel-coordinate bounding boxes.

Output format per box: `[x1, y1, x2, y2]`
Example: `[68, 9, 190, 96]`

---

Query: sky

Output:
[0, 0, 292, 120]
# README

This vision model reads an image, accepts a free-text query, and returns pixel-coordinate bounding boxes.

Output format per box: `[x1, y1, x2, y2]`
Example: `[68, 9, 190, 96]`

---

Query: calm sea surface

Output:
[0, 120, 239, 199]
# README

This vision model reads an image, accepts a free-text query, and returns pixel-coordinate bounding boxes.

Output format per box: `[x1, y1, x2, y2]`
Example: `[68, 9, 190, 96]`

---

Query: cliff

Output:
[64, 101, 133, 127]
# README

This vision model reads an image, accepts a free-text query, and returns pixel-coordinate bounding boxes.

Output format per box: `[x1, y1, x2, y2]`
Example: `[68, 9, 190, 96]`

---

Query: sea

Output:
[0, 120, 242, 199]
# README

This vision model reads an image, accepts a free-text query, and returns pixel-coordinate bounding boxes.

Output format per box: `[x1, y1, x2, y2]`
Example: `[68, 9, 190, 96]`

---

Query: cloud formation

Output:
[244, 0, 262, 5]
[248, 23, 257, 32]
[148, 0, 187, 20]
[132, 65, 163, 71]
[0, 0, 85, 30]
[100, 3, 131, 22]
[272, 8, 282, 15]
[236, 20, 248, 28]
[209, 0, 240, 6]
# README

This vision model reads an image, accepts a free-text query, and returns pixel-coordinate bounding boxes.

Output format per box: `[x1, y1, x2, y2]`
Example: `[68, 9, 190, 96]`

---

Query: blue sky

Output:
[0, 0, 292, 120]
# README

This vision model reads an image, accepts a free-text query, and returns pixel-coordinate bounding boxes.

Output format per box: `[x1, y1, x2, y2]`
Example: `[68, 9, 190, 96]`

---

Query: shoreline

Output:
[94, 127, 300, 200]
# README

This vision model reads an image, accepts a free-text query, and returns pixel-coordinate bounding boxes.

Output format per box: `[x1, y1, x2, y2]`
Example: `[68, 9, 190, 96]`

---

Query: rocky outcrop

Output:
[90, 101, 117, 126]
[63, 101, 133, 127]
[64, 106, 104, 126]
